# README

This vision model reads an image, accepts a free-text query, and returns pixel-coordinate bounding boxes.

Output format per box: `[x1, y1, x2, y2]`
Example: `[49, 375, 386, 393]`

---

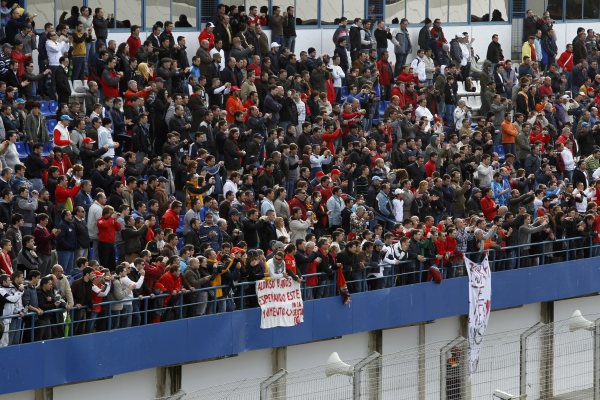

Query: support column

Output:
[368, 330, 383, 400]
[156, 365, 182, 398]
[34, 388, 53, 400]
[418, 323, 426, 400]
[271, 346, 287, 399]
[459, 316, 471, 400]
[540, 301, 554, 400]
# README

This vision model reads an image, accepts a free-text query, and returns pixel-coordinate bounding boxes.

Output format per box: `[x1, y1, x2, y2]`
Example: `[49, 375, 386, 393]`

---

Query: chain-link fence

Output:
[173, 312, 600, 400]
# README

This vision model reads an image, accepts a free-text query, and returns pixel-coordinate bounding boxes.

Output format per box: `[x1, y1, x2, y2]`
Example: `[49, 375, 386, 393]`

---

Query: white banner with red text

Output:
[464, 254, 492, 375]
[256, 278, 304, 329]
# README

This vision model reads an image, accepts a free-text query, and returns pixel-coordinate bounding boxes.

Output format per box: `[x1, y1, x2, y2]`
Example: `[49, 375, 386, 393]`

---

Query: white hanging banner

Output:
[256, 278, 304, 329]
[464, 254, 492, 374]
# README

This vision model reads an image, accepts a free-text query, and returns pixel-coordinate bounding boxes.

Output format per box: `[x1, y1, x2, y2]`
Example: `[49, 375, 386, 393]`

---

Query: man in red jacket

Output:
[96, 206, 122, 271]
[161, 200, 182, 231]
[376, 51, 394, 101]
[33, 213, 59, 275]
[126, 25, 142, 58]
[100, 57, 123, 99]
[480, 188, 498, 221]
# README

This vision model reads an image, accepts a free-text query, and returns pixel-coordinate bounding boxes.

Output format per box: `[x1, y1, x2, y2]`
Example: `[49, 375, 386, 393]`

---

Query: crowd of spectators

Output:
[1, 3, 600, 346]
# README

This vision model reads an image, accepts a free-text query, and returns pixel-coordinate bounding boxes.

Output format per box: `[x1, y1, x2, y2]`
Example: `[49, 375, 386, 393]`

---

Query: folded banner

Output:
[256, 278, 304, 329]
[464, 254, 492, 375]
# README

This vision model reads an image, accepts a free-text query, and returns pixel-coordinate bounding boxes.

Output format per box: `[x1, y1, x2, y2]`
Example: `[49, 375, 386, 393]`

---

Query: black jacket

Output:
[486, 41, 503, 63]
[122, 225, 148, 255]
[418, 25, 431, 50]
[73, 217, 91, 249]
[242, 219, 260, 249]
[257, 219, 277, 251]
[54, 66, 71, 103]
[184, 228, 202, 253]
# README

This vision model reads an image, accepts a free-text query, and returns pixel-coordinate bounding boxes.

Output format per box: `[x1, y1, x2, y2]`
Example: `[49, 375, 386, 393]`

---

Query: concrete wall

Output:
[98, 21, 600, 71]
[2, 296, 596, 400]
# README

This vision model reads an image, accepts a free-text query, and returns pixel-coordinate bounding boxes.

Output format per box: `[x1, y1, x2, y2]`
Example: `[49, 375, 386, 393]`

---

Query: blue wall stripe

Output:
[1, 259, 600, 394]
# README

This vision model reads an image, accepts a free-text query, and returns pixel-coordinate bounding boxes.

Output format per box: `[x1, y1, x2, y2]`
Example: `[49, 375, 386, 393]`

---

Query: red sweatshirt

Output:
[480, 197, 497, 221]
[97, 216, 122, 243]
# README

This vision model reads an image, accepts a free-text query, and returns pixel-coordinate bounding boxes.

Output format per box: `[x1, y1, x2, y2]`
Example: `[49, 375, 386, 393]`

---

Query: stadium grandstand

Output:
[1, 0, 600, 398]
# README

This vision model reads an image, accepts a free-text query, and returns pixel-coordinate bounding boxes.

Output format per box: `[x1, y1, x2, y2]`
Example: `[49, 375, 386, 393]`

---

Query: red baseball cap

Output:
[316, 171, 325, 178]
[82, 137, 95, 144]
[330, 169, 342, 175]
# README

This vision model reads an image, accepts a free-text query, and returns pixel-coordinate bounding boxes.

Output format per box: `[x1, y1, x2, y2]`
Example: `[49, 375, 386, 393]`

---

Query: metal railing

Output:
[0, 236, 597, 347]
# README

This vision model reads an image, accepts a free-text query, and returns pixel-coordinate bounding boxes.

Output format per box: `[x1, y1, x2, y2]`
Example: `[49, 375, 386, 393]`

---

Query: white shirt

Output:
[459, 43, 470, 67]
[87, 201, 104, 239]
[295, 100, 306, 124]
[53, 122, 70, 144]
[222, 179, 238, 197]
[46, 40, 70, 66]
[209, 48, 226, 69]
[453, 107, 469, 131]
[267, 258, 285, 279]
[119, 275, 144, 305]
[415, 105, 434, 122]
[97, 126, 115, 158]
[561, 148, 575, 172]
[330, 65, 345, 88]
[410, 57, 426, 82]
[392, 198, 404, 222]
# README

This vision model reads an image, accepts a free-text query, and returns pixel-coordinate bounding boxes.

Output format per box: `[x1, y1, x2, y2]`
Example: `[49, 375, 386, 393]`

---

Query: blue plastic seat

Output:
[48, 100, 58, 114]
[39, 100, 50, 116]
[42, 141, 54, 157]
[46, 119, 56, 136]
[341, 86, 349, 97]
[494, 145, 505, 160]
[15, 142, 29, 159]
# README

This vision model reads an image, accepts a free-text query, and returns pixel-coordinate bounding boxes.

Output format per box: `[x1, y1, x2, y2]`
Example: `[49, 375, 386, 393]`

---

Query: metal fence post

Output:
[440, 336, 467, 400]
[352, 351, 381, 400]
[519, 322, 545, 398]
[259, 369, 287, 400]
[594, 318, 600, 400]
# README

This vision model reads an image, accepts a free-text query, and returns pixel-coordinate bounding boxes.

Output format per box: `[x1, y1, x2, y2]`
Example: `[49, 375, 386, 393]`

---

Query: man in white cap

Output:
[269, 42, 281, 71]
[392, 188, 404, 222]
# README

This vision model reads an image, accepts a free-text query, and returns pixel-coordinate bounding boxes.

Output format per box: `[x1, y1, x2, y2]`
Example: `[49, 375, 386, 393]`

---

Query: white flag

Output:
[464, 254, 492, 374]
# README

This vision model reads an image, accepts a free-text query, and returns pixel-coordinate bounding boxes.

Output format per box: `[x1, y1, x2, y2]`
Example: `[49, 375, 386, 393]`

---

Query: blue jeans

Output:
[9, 317, 22, 345]
[131, 299, 140, 326]
[71, 56, 86, 81]
[85, 42, 95, 75]
[120, 304, 133, 328]
[377, 48, 387, 59]
[86, 311, 99, 333]
[285, 179, 296, 199]
[503, 143, 515, 156]
[57, 250, 75, 275]
[271, 35, 283, 47]
[283, 36, 296, 53]
[315, 280, 333, 298]
[394, 53, 408, 76]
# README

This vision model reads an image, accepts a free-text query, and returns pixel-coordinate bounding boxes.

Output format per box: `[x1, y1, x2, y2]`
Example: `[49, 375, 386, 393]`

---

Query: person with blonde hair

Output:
[275, 217, 290, 242]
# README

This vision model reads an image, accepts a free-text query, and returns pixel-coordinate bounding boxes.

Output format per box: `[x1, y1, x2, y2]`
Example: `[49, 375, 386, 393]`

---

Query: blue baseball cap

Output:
[60, 114, 73, 121]
[15, 98, 25, 104]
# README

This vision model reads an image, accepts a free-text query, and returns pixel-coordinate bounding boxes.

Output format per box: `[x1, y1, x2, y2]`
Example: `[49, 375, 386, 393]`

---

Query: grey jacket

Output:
[518, 220, 547, 250]
[392, 28, 411, 55]
[515, 132, 531, 161]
